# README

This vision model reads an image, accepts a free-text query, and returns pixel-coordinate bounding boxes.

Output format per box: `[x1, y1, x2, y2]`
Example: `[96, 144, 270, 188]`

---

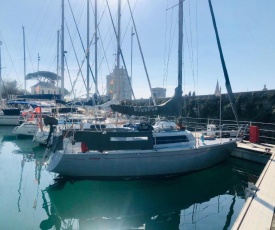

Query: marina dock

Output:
[232, 141, 275, 230]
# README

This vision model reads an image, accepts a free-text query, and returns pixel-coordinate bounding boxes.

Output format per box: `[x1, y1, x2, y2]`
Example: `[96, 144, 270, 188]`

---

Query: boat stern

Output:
[46, 150, 64, 173]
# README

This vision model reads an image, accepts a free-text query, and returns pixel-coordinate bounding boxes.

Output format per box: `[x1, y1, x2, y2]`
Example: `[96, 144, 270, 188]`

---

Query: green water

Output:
[0, 126, 265, 230]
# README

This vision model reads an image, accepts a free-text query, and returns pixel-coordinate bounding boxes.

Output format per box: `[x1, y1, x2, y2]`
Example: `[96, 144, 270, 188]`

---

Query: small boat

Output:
[13, 107, 42, 136]
[13, 121, 39, 136]
[0, 108, 22, 126]
[12, 100, 58, 137]
[33, 113, 94, 144]
[0, 99, 35, 126]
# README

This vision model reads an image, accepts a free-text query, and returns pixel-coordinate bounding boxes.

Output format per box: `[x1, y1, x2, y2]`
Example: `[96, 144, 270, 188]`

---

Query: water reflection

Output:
[41, 158, 262, 230]
[1, 130, 45, 212]
[16, 147, 44, 212]
[0, 127, 264, 229]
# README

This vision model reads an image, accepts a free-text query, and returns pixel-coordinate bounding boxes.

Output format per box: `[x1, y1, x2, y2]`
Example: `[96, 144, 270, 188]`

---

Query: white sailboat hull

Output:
[47, 140, 236, 178]
[13, 122, 39, 136]
[0, 115, 20, 126]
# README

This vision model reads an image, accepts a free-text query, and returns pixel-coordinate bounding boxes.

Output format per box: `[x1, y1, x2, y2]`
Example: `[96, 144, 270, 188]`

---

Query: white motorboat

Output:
[0, 108, 22, 126]
[13, 121, 40, 136]
[0, 100, 34, 126]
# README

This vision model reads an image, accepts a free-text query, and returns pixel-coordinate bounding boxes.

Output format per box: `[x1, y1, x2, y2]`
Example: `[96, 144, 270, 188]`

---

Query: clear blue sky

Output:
[0, 0, 274, 99]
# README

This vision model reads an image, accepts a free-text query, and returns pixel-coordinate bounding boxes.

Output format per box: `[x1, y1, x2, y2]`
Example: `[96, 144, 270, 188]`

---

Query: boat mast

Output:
[178, 0, 183, 89]
[131, 26, 134, 83]
[86, 0, 90, 100]
[22, 26, 26, 95]
[37, 53, 40, 71]
[95, 0, 98, 97]
[208, 0, 239, 125]
[176, 0, 184, 125]
[117, 0, 121, 70]
[56, 30, 60, 90]
[0, 40, 2, 99]
[117, 0, 121, 101]
[61, 0, 65, 100]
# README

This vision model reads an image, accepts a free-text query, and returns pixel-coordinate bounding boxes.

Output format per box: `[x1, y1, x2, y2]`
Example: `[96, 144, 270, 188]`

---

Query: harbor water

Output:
[0, 126, 265, 230]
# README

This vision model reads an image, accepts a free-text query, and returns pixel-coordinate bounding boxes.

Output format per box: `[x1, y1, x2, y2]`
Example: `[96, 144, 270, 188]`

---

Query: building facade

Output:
[152, 87, 166, 98]
[31, 82, 60, 95]
[106, 66, 132, 101]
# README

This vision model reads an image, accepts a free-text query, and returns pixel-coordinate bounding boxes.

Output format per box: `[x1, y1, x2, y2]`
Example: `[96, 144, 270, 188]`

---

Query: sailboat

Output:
[44, 0, 238, 179]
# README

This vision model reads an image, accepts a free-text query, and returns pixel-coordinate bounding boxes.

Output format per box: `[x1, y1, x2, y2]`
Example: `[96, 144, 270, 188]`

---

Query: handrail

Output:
[180, 116, 275, 143]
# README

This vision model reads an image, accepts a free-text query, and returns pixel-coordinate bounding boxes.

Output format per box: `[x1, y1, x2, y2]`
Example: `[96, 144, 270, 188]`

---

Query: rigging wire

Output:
[25, 30, 42, 73]
[29, 1, 53, 56]
[47, 54, 58, 73]
[164, 5, 177, 90]
[65, 0, 86, 95]
[195, 0, 200, 117]
[183, 5, 195, 94]
[64, 55, 75, 99]
[25, 0, 59, 78]
[188, 1, 196, 92]
[98, 2, 119, 95]
[101, 2, 116, 63]
[100, 1, 116, 73]
[67, 0, 97, 92]
[98, 29, 111, 75]
[0, 29, 22, 82]
[0, 32, 20, 82]
[65, 0, 85, 60]
[89, 0, 112, 96]
[121, 0, 138, 44]
[67, 0, 86, 59]
[106, 0, 136, 100]
[97, 30, 111, 94]
[64, 18, 87, 91]
[1, 1, 61, 92]
[195, 0, 199, 95]
[163, 0, 169, 88]
[127, 0, 155, 103]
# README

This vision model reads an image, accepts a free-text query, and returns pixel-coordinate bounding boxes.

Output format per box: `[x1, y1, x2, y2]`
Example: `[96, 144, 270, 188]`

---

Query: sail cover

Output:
[110, 86, 183, 116]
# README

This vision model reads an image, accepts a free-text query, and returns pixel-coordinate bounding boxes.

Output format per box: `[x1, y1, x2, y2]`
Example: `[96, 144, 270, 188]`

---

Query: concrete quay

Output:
[231, 140, 275, 230]
[232, 140, 272, 164]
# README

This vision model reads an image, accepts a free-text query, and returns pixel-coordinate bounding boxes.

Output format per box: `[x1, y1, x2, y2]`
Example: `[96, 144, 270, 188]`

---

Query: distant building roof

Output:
[31, 82, 56, 88]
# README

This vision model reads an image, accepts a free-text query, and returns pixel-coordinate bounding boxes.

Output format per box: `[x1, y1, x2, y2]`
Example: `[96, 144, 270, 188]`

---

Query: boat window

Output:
[155, 135, 189, 144]
[110, 137, 148, 142]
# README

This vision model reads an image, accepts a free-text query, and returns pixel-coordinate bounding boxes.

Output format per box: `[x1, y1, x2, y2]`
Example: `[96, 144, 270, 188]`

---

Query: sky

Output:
[0, 0, 275, 99]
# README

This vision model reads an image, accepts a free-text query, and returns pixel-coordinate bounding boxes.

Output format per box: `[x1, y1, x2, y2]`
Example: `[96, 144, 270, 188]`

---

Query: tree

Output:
[1, 80, 27, 98]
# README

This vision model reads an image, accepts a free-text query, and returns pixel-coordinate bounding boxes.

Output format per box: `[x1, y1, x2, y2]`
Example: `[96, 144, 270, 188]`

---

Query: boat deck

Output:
[192, 132, 237, 147]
